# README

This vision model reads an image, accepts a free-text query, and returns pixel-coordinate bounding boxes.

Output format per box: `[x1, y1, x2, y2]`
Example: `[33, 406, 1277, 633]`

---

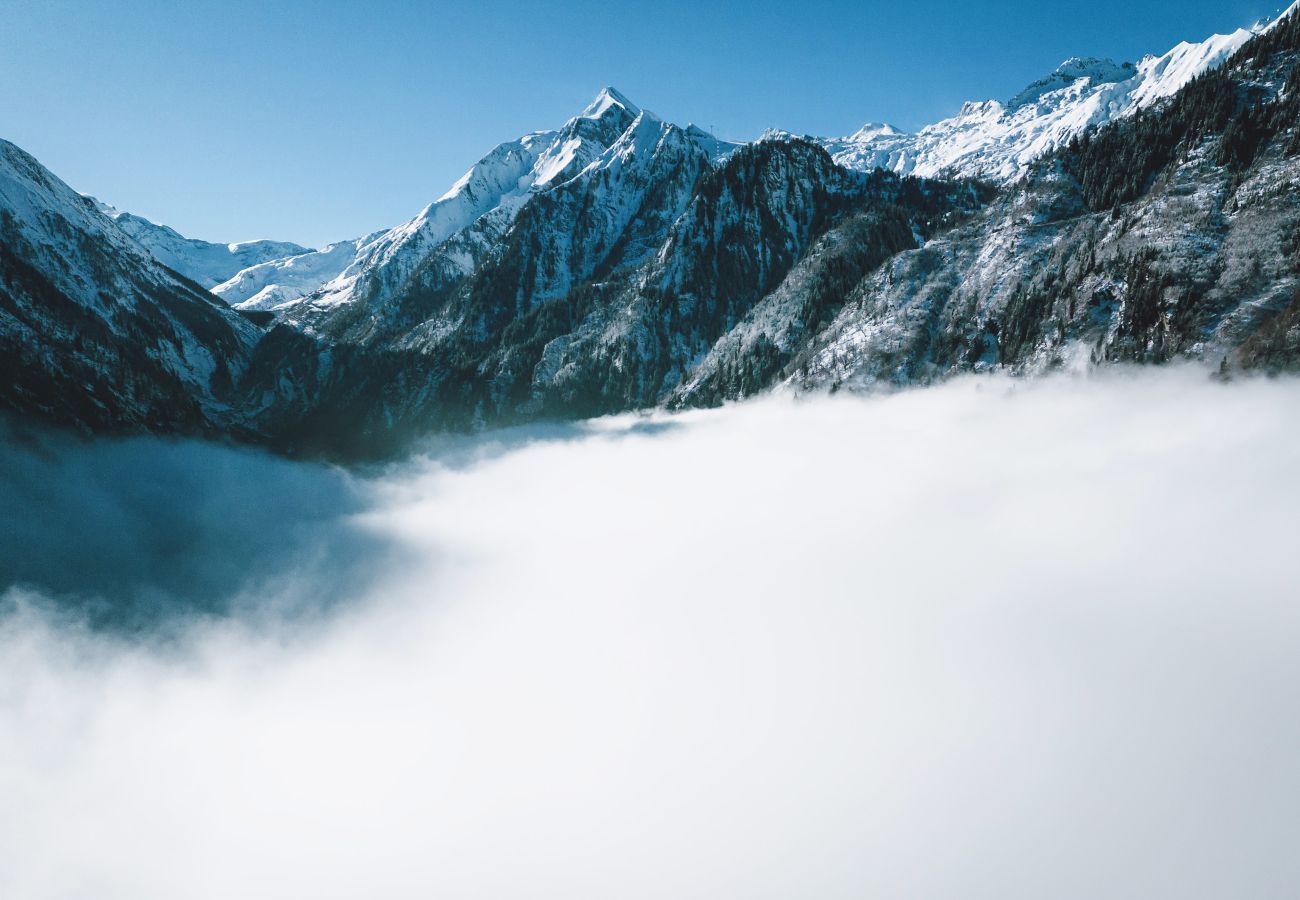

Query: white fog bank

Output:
[2, 367, 1298, 899]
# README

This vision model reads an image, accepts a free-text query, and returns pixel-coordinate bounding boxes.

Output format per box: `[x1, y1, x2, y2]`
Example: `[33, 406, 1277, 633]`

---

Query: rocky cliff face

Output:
[0, 140, 262, 435]
[792, 11, 1300, 391]
[233, 136, 985, 456]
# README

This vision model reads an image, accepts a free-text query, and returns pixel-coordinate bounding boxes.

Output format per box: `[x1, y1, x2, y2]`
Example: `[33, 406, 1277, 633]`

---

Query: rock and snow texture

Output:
[214, 237, 377, 311]
[1267, 1, 1300, 33]
[213, 11, 1270, 321]
[6, 3, 1300, 453]
[90, 201, 311, 289]
[819, 23, 1259, 182]
[0, 139, 259, 430]
[219, 88, 738, 317]
[208, 13, 1276, 320]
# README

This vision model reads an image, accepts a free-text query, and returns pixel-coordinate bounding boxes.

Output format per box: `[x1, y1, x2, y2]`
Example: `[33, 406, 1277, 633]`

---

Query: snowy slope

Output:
[91, 201, 311, 288]
[9, 3, 1300, 452]
[214, 236, 379, 311]
[220, 88, 738, 316]
[0, 139, 261, 430]
[820, 22, 1259, 182]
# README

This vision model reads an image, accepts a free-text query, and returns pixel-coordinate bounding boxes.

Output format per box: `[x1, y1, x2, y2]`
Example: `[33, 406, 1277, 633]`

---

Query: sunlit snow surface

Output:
[91, 200, 311, 289]
[89, 6, 1300, 313]
[162, 10, 1285, 322]
[820, 24, 1258, 181]
[1, 368, 1298, 899]
[219, 87, 739, 315]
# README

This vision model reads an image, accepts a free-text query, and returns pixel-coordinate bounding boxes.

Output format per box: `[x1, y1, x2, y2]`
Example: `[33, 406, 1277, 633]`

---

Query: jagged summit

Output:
[580, 86, 640, 120]
[563, 86, 649, 154]
[1052, 56, 1131, 78]
[214, 82, 730, 313]
[820, 17, 1257, 181]
[846, 123, 906, 141]
[1008, 57, 1135, 109]
[7, 3, 1300, 454]
[1262, 1, 1300, 33]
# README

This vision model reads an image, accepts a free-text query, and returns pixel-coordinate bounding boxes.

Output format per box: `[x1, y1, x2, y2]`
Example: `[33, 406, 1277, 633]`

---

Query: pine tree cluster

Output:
[1063, 11, 1300, 210]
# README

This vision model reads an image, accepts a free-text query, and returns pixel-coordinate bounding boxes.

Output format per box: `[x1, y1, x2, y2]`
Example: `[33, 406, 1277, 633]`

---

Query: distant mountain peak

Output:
[88, 196, 122, 218]
[1007, 57, 1135, 109]
[581, 86, 640, 120]
[820, 13, 1257, 182]
[1052, 56, 1133, 79]
[1261, 1, 1300, 33]
[74, 193, 311, 288]
[847, 122, 906, 141]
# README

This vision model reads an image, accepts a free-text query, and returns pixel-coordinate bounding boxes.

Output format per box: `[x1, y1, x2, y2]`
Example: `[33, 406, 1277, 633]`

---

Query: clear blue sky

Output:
[0, 0, 1284, 247]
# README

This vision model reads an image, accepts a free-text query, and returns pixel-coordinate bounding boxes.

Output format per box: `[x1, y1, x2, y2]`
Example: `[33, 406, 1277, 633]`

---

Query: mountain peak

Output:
[1051, 56, 1134, 80]
[1261, 1, 1300, 33]
[847, 122, 906, 142]
[581, 86, 640, 120]
[1007, 57, 1135, 109]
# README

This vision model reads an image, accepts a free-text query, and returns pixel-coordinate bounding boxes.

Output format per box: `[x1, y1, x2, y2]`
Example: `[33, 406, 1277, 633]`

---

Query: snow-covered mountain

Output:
[792, 9, 1300, 390]
[818, 19, 1263, 181]
[217, 88, 739, 319]
[90, 201, 311, 288]
[229, 2, 1300, 453]
[210, 9, 1283, 321]
[0, 139, 262, 432]
[4, 3, 1300, 458]
[212, 236, 377, 311]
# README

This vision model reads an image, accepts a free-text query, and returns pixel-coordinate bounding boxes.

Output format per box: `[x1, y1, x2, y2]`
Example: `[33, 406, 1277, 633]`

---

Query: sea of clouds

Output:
[1, 367, 1298, 899]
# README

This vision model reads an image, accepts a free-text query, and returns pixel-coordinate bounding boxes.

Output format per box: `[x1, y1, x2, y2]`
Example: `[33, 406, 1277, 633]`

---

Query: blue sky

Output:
[0, 0, 1284, 247]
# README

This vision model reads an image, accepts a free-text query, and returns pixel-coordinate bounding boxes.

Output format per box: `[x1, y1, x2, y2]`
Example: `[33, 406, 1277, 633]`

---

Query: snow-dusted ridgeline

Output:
[818, 19, 1264, 181]
[90, 201, 311, 289]
[5, 2, 1300, 454]
[111, 10, 1290, 320]
[218, 88, 738, 317]
[0, 139, 261, 430]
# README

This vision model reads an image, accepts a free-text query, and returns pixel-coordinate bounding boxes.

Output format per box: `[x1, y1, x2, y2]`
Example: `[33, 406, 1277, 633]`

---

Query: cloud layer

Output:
[0, 421, 395, 629]
[2, 368, 1298, 899]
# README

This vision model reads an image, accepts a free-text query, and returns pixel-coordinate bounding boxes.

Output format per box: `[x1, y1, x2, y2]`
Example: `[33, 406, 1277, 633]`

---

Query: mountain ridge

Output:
[817, 20, 1261, 182]
[107, 13, 1275, 294]
[90, 200, 312, 289]
[0, 138, 262, 434]
[3, 4, 1299, 459]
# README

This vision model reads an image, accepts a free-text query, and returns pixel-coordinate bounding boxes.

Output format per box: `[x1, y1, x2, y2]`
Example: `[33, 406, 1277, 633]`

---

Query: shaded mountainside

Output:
[237, 139, 988, 456]
[790, 8, 1300, 391]
[0, 140, 262, 435]
[3, 7, 1300, 459]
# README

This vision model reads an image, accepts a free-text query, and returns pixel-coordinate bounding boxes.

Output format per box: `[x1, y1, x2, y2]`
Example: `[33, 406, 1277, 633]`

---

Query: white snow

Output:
[0, 138, 259, 403]
[1263, 1, 1300, 33]
[821, 21, 1259, 182]
[216, 238, 374, 311]
[579, 86, 640, 121]
[222, 87, 735, 317]
[89, 202, 311, 288]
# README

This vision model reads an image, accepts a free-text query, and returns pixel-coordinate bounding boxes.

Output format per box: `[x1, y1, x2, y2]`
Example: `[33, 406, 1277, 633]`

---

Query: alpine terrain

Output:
[3, 3, 1300, 458]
